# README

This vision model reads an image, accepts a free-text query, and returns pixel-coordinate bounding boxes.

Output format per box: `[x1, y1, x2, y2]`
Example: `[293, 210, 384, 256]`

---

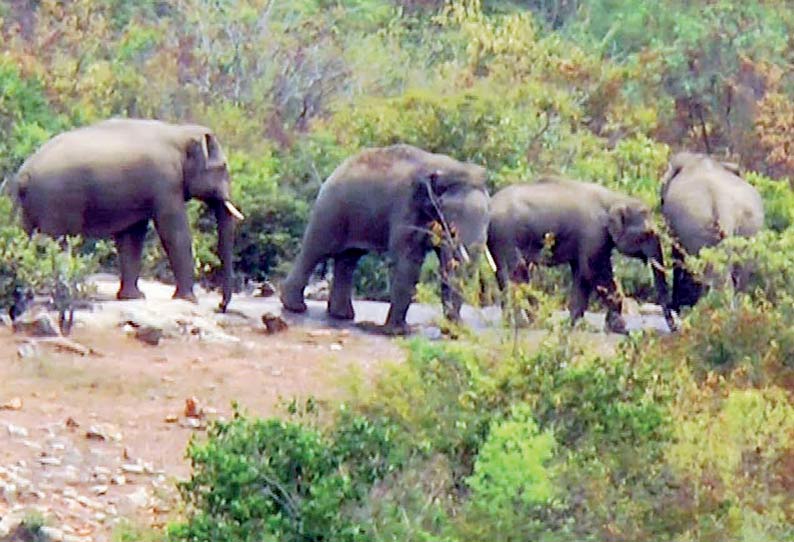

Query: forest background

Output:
[4, 1, 794, 541]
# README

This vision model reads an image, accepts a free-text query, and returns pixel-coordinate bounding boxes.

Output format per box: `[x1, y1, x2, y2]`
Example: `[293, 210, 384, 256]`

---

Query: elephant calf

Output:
[660, 152, 764, 311]
[280, 144, 490, 335]
[488, 177, 675, 333]
[12, 119, 245, 311]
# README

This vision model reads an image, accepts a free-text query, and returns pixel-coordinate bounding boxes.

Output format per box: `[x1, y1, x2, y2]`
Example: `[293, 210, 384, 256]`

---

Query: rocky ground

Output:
[0, 275, 671, 541]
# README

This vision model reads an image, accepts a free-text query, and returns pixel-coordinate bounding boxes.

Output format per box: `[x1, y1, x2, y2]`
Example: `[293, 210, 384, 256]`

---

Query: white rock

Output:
[1, 482, 18, 504]
[121, 463, 144, 474]
[40, 526, 64, 541]
[38, 456, 62, 466]
[6, 424, 29, 438]
[92, 484, 108, 496]
[125, 487, 150, 509]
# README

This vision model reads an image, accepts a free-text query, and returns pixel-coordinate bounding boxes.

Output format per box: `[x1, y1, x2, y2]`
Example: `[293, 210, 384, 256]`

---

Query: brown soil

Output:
[0, 321, 403, 541]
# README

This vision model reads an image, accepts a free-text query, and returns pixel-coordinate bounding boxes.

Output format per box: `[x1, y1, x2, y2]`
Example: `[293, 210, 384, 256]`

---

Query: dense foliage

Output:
[3, 1, 794, 539]
[2, 0, 793, 306]
[172, 299, 794, 541]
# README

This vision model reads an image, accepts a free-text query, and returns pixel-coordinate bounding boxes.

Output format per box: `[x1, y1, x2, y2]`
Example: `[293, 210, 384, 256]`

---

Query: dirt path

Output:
[0, 279, 404, 541]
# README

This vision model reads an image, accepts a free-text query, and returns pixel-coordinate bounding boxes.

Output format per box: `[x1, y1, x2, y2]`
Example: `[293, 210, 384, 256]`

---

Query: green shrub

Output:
[169, 405, 405, 542]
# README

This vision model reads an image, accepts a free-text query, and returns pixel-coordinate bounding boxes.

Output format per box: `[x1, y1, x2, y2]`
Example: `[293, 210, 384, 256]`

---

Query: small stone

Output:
[121, 463, 144, 474]
[256, 281, 277, 297]
[94, 512, 107, 522]
[16, 343, 38, 359]
[184, 397, 203, 419]
[180, 417, 203, 430]
[38, 456, 62, 466]
[0, 314, 12, 327]
[164, 414, 178, 423]
[93, 466, 111, 477]
[6, 424, 28, 438]
[125, 487, 150, 509]
[330, 343, 343, 351]
[65, 417, 80, 429]
[2, 482, 18, 504]
[22, 440, 42, 451]
[261, 312, 289, 334]
[62, 487, 78, 499]
[134, 325, 164, 346]
[92, 484, 108, 496]
[40, 526, 64, 541]
[0, 397, 23, 410]
[111, 474, 126, 486]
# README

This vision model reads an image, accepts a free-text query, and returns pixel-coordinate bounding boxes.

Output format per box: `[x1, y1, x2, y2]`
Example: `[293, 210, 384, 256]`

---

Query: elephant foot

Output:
[280, 286, 308, 313]
[356, 320, 412, 336]
[328, 304, 355, 321]
[173, 289, 198, 304]
[663, 306, 679, 333]
[605, 311, 628, 335]
[117, 287, 145, 301]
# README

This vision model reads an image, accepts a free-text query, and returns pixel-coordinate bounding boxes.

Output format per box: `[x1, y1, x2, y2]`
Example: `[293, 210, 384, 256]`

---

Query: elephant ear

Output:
[412, 168, 448, 220]
[184, 132, 226, 174]
[607, 202, 630, 245]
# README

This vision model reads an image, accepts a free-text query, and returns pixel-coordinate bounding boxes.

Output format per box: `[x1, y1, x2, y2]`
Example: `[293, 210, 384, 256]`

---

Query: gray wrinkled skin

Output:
[488, 177, 675, 333]
[660, 151, 764, 311]
[280, 144, 490, 335]
[12, 118, 241, 311]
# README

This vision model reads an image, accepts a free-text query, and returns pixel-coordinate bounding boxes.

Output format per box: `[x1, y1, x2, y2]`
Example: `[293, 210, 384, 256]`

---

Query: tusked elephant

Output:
[660, 151, 764, 311]
[11, 118, 245, 311]
[280, 144, 490, 335]
[487, 177, 675, 333]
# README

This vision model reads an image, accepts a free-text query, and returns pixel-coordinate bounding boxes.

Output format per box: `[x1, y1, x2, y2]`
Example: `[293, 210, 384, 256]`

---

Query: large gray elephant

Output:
[280, 144, 490, 335]
[488, 177, 675, 333]
[12, 118, 245, 311]
[660, 151, 764, 311]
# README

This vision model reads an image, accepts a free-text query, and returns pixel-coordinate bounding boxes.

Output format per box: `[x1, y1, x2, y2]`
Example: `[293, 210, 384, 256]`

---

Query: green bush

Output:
[169, 404, 405, 542]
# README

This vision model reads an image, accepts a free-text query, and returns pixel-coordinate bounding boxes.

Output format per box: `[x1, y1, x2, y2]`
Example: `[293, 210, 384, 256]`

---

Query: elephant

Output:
[487, 177, 675, 333]
[279, 144, 490, 335]
[11, 118, 245, 311]
[660, 151, 764, 311]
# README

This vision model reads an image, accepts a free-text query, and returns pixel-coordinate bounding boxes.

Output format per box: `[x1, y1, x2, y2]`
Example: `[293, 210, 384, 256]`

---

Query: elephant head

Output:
[415, 162, 490, 260]
[412, 159, 491, 320]
[182, 127, 244, 311]
[608, 200, 676, 330]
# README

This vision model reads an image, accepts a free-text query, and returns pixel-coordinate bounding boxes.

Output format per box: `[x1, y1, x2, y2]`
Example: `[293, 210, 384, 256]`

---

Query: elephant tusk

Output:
[484, 246, 497, 273]
[224, 200, 245, 221]
[458, 245, 471, 264]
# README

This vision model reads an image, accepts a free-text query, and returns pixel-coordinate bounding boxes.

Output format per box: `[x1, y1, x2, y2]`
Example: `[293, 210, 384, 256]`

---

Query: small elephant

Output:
[488, 177, 675, 333]
[280, 144, 490, 335]
[660, 151, 764, 311]
[12, 118, 245, 311]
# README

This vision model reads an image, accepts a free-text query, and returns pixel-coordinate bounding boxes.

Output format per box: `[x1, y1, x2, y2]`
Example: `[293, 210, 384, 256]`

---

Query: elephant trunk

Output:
[212, 200, 239, 312]
[645, 236, 677, 332]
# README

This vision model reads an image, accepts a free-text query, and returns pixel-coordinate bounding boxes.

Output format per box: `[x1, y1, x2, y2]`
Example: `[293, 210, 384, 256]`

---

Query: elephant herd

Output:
[9, 119, 765, 335]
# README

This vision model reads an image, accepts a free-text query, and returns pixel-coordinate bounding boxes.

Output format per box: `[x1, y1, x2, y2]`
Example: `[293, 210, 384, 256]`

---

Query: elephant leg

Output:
[671, 246, 702, 312]
[114, 220, 149, 300]
[436, 246, 463, 322]
[569, 263, 594, 325]
[328, 249, 365, 320]
[591, 266, 627, 334]
[154, 208, 197, 303]
[280, 243, 331, 314]
[381, 253, 425, 335]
